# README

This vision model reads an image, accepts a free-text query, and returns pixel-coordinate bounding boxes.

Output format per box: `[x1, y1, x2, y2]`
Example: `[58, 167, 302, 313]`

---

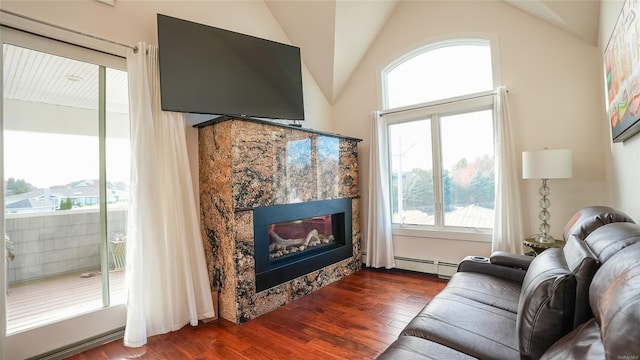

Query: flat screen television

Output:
[157, 14, 305, 122]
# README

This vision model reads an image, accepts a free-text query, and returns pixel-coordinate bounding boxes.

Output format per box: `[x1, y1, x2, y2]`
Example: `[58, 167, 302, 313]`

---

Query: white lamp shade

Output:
[522, 149, 573, 179]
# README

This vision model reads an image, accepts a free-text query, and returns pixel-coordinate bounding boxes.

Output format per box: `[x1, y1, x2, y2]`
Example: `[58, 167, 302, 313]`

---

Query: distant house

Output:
[5, 180, 128, 214]
[5, 191, 58, 213]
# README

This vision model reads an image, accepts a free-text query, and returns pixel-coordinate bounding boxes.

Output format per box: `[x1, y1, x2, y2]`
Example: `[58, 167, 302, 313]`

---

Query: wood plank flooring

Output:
[6, 270, 125, 334]
[65, 268, 448, 360]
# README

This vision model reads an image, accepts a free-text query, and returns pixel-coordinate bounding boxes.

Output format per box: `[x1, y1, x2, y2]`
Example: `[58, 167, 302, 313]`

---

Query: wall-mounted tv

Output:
[157, 14, 305, 122]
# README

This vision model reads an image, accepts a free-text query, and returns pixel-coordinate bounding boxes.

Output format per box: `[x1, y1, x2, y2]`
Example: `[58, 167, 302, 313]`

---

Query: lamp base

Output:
[533, 233, 557, 244]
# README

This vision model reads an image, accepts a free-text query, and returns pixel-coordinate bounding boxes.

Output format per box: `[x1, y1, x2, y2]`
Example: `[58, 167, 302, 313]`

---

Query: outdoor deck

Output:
[6, 270, 125, 334]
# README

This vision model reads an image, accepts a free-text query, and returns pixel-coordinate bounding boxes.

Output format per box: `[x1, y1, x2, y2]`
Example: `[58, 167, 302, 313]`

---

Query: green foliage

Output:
[404, 168, 434, 211]
[442, 170, 453, 212]
[470, 170, 495, 207]
[395, 157, 495, 215]
[5, 177, 36, 195]
[58, 197, 73, 211]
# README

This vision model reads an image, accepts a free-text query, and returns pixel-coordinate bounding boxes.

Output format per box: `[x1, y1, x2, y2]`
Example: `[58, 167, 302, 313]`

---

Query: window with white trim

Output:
[382, 39, 497, 232]
[2, 30, 130, 339]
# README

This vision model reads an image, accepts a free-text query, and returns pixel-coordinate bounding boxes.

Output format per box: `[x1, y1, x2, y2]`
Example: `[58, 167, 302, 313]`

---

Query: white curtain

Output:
[365, 111, 396, 268]
[492, 86, 525, 254]
[124, 42, 215, 347]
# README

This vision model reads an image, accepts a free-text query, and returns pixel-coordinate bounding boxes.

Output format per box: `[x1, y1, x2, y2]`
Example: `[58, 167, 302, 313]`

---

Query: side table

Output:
[523, 237, 565, 256]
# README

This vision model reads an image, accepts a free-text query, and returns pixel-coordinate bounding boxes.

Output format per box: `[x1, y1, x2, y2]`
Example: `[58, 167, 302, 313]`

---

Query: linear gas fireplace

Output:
[254, 198, 352, 292]
[198, 117, 361, 324]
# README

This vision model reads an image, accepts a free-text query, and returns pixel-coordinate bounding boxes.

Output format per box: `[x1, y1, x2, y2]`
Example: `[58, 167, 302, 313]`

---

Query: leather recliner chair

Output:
[377, 206, 640, 360]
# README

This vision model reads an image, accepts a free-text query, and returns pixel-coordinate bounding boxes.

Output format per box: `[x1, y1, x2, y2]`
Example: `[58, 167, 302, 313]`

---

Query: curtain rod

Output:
[380, 89, 510, 116]
[0, 8, 138, 52]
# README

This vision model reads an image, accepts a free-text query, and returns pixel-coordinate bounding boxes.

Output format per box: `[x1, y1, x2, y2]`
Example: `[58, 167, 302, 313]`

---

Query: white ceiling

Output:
[266, 0, 601, 104]
[266, 0, 399, 103]
[503, 0, 600, 45]
[3, 43, 130, 114]
[3, 0, 602, 111]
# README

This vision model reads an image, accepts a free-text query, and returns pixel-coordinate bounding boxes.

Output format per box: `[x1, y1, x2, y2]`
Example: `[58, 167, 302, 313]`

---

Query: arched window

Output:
[384, 40, 494, 109]
[381, 39, 497, 233]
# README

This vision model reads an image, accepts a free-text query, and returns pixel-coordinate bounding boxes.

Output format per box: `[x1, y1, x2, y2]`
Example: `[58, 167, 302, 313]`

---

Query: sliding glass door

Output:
[2, 28, 129, 359]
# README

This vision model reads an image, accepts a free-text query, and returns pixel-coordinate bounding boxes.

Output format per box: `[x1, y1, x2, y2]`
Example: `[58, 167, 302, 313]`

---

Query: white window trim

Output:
[0, 11, 129, 59]
[380, 36, 501, 242]
[377, 33, 502, 111]
[384, 98, 495, 242]
[382, 90, 495, 123]
[1, 27, 127, 360]
[1, 26, 126, 70]
[393, 225, 492, 242]
[387, 96, 495, 242]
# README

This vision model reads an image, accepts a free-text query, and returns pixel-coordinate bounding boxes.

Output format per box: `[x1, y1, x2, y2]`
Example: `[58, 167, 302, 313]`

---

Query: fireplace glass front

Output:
[269, 215, 338, 262]
[253, 198, 352, 292]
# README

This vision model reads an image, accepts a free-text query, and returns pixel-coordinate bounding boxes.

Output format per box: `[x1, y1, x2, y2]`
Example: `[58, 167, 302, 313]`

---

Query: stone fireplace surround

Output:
[198, 116, 361, 324]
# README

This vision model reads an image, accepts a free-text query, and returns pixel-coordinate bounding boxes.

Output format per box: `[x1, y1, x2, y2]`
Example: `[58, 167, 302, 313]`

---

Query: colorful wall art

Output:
[604, 0, 640, 142]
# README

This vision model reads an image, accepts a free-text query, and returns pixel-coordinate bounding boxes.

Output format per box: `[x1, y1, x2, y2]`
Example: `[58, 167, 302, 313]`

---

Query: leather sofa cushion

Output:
[517, 248, 576, 360]
[562, 206, 634, 241]
[376, 335, 476, 360]
[401, 272, 520, 359]
[540, 318, 604, 360]
[588, 242, 640, 358]
[562, 235, 599, 328]
[584, 222, 640, 263]
[442, 272, 521, 313]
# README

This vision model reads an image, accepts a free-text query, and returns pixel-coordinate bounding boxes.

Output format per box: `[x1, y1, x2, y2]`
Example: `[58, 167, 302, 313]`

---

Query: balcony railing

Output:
[5, 208, 127, 334]
[5, 208, 127, 284]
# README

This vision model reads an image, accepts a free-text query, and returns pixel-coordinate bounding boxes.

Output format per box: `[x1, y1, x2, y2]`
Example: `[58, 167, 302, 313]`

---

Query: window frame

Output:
[1, 26, 129, 359]
[381, 37, 501, 111]
[380, 37, 500, 242]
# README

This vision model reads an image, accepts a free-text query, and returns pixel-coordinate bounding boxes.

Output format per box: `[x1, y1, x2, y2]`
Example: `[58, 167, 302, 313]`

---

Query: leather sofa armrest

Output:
[490, 251, 534, 270]
[457, 255, 528, 283]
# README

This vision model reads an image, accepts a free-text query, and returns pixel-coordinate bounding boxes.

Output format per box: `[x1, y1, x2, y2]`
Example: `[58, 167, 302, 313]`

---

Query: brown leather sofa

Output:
[377, 206, 640, 360]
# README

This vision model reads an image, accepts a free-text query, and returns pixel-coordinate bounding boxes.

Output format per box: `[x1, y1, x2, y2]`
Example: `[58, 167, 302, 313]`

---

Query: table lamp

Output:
[522, 148, 572, 244]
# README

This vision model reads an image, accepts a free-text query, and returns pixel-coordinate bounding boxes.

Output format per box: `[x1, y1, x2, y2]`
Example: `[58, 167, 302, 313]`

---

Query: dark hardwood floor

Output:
[65, 268, 448, 360]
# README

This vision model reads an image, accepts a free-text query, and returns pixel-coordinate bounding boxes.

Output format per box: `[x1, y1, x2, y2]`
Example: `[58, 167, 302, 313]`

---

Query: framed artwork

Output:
[604, 0, 640, 142]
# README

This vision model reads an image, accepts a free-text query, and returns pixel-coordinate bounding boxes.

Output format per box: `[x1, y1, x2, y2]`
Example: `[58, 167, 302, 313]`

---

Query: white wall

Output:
[599, 0, 640, 221]
[334, 1, 611, 262]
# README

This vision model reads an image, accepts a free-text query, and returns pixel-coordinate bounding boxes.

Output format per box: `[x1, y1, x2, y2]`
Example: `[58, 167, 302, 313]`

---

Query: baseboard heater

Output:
[361, 253, 458, 279]
[393, 257, 458, 279]
[28, 328, 125, 360]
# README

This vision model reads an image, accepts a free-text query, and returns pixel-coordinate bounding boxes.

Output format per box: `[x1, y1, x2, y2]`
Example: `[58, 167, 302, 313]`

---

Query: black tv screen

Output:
[157, 14, 305, 121]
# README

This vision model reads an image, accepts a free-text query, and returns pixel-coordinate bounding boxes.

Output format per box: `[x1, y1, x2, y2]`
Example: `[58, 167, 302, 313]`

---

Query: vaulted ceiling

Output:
[3, 0, 603, 110]
[266, 0, 399, 103]
[503, 0, 600, 45]
[266, 0, 601, 104]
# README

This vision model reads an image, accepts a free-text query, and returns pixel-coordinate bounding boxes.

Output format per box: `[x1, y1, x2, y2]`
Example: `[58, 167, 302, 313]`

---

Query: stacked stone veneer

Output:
[198, 117, 361, 324]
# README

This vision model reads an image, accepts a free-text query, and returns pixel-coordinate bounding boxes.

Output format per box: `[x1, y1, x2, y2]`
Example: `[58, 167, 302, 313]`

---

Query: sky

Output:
[4, 130, 130, 189]
[390, 110, 494, 172]
[386, 44, 492, 109]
